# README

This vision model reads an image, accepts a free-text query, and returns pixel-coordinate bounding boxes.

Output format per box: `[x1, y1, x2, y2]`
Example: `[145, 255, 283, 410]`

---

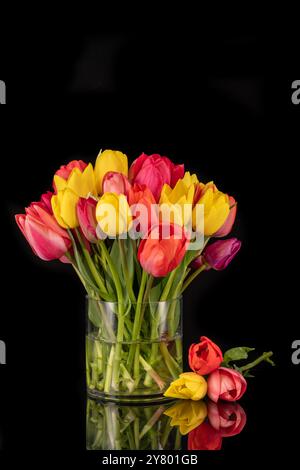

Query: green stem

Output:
[160, 269, 177, 301]
[160, 342, 181, 379]
[239, 351, 275, 373]
[98, 240, 125, 390]
[119, 238, 136, 303]
[181, 264, 207, 293]
[104, 346, 115, 393]
[75, 228, 108, 295]
[127, 270, 147, 370]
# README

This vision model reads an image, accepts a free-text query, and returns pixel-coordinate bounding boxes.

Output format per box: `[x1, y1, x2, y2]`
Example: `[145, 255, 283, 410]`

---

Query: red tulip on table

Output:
[129, 153, 184, 201]
[15, 192, 72, 261]
[189, 336, 223, 376]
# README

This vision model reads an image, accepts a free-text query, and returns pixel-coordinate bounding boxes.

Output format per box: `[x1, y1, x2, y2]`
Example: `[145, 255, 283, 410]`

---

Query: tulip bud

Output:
[214, 196, 237, 237]
[203, 238, 241, 271]
[77, 197, 98, 243]
[138, 223, 189, 278]
[129, 153, 184, 202]
[95, 149, 128, 194]
[207, 367, 247, 403]
[164, 372, 207, 401]
[102, 171, 131, 196]
[15, 195, 72, 261]
[189, 336, 223, 376]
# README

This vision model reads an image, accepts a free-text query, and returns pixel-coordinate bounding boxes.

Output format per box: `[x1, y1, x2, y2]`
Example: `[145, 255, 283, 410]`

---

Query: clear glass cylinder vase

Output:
[86, 297, 183, 402]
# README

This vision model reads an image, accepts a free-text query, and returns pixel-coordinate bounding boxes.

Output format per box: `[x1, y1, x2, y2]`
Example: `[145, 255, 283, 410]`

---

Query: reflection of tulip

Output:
[188, 422, 222, 450]
[189, 336, 223, 376]
[138, 223, 189, 277]
[77, 197, 98, 243]
[160, 172, 198, 226]
[164, 372, 207, 401]
[129, 153, 184, 202]
[207, 400, 247, 437]
[15, 195, 71, 261]
[128, 183, 158, 235]
[214, 196, 237, 237]
[192, 182, 230, 236]
[164, 400, 207, 435]
[203, 238, 241, 271]
[95, 149, 128, 194]
[102, 171, 131, 196]
[52, 162, 97, 228]
[207, 367, 247, 403]
[96, 193, 132, 237]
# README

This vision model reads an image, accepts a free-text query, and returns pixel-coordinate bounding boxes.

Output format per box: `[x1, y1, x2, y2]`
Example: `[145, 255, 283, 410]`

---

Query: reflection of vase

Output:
[86, 399, 182, 450]
[86, 297, 182, 402]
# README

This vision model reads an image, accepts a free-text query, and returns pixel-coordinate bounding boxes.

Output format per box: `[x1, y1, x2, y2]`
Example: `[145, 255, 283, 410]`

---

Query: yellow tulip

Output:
[52, 163, 97, 228]
[95, 149, 128, 194]
[159, 172, 199, 226]
[96, 192, 132, 237]
[164, 400, 207, 435]
[164, 372, 207, 401]
[192, 182, 230, 236]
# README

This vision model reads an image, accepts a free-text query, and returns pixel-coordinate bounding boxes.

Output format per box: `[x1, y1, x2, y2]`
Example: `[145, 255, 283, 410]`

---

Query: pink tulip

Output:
[129, 153, 184, 201]
[15, 195, 72, 261]
[207, 367, 247, 403]
[102, 171, 131, 196]
[77, 197, 98, 243]
[214, 196, 237, 237]
[207, 400, 247, 437]
[203, 238, 241, 271]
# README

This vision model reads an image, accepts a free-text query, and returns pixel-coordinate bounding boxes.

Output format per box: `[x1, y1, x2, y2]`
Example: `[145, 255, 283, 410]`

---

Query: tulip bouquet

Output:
[16, 149, 242, 401]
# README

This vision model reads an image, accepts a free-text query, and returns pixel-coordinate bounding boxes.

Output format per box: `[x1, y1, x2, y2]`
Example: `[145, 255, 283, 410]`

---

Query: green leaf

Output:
[223, 347, 255, 364]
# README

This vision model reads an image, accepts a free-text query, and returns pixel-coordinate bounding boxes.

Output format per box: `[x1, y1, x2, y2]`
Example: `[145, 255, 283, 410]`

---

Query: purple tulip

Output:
[203, 238, 241, 270]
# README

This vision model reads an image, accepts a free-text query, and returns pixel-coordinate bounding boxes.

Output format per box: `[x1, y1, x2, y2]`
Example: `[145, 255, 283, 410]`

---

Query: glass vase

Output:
[86, 297, 182, 402]
[86, 399, 181, 450]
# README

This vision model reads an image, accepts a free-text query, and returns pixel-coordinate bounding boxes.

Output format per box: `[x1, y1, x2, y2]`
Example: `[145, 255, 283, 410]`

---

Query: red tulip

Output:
[128, 183, 158, 235]
[102, 171, 131, 196]
[129, 153, 184, 201]
[15, 194, 71, 261]
[137, 223, 189, 277]
[207, 367, 247, 403]
[188, 422, 222, 450]
[77, 197, 98, 243]
[214, 196, 237, 237]
[203, 238, 241, 271]
[54, 159, 87, 181]
[207, 400, 247, 437]
[189, 336, 223, 375]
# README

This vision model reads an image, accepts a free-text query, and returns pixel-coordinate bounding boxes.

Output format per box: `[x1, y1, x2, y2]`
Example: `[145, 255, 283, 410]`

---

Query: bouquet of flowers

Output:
[15, 150, 240, 400]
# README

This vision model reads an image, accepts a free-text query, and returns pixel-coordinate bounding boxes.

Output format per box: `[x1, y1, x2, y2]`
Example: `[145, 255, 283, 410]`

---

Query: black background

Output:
[0, 21, 299, 466]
